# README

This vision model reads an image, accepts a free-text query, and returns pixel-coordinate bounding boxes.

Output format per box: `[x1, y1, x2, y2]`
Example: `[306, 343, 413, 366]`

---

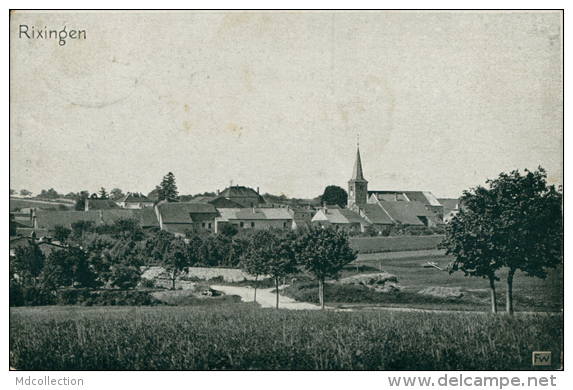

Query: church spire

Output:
[351, 145, 367, 182]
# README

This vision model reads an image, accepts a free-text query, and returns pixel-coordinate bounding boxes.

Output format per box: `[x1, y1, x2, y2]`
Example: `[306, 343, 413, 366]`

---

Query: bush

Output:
[139, 279, 155, 289]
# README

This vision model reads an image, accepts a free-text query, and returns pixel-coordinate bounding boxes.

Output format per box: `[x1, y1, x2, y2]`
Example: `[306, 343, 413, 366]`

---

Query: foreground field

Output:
[10, 305, 562, 370]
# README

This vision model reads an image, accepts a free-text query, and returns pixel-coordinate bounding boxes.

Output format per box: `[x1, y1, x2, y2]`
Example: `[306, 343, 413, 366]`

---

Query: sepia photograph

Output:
[9, 9, 563, 378]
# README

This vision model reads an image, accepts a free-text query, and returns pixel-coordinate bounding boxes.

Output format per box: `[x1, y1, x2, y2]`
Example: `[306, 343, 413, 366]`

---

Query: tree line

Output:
[11, 219, 357, 308]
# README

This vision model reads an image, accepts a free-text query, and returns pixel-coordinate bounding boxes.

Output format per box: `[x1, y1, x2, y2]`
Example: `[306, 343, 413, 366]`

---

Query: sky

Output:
[9, 11, 563, 199]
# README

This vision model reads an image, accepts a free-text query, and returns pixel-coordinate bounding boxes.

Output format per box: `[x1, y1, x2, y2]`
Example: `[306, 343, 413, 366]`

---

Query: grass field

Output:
[349, 235, 445, 253]
[10, 305, 562, 370]
[10, 197, 74, 212]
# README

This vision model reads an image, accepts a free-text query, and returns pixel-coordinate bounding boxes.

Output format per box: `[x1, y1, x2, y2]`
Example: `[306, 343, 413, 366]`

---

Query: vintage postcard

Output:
[9, 9, 563, 382]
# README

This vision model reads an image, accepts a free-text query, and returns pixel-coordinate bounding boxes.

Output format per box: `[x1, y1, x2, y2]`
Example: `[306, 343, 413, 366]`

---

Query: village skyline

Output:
[10, 11, 563, 199]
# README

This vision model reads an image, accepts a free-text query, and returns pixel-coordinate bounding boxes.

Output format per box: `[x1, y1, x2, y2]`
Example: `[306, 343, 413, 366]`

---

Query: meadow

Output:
[349, 235, 445, 253]
[10, 305, 562, 370]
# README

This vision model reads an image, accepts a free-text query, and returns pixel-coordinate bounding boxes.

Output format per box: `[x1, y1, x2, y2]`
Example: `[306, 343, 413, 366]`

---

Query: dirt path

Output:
[210, 285, 327, 310]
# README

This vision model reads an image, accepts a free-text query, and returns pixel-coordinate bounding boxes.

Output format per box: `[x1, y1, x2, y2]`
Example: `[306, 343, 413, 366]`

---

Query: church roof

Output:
[349, 147, 367, 182]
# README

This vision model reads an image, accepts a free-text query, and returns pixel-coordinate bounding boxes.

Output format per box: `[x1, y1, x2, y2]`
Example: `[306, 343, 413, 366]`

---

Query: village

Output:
[10, 145, 460, 252]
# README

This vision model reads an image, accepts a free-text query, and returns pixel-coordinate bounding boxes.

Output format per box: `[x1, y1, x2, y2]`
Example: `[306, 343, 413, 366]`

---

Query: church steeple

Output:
[348, 143, 368, 207]
[351, 146, 366, 182]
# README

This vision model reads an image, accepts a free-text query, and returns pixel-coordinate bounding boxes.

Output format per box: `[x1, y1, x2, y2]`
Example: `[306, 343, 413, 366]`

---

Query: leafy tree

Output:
[219, 223, 238, 237]
[90, 193, 99, 199]
[158, 172, 179, 202]
[13, 243, 45, 286]
[256, 231, 297, 308]
[99, 187, 109, 199]
[147, 186, 161, 202]
[110, 188, 125, 200]
[20, 189, 32, 197]
[320, 185, 348, 208]
[295, 227, 357, 308]
[440, 168, 563, 315]
[110, 265, 141, 289]
[40, 188, 59, 199]
[144, 230, 194, 289]
[52, 225, 71, 243]
[239, 235, 268, 303]
[10, 189, 16, 196]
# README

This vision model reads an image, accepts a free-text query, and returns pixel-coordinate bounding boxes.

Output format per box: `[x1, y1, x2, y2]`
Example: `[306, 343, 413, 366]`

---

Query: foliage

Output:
[99, 187, 109, 199]
[219, 223, 238, 237]
[110, 188, 125, 200]
[20, 189, 32, 197]
[10, 306, 563, 370]
[440, 168, 563, 315]
[144, 230, 195, 289]
[320, 185, 348, 208]
[10, 188, 17, 195]
[296, 227, 357, 308]
[158, 172, 179, 202]
[110, 265, 141, 289]
[240, 231, 298, 307]
[52, 225, 71, 243]
[39, 188, 60, 199]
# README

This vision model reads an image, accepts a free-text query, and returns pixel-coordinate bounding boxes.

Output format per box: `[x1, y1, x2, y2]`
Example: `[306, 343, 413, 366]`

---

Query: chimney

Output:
[257, 187, 259, 194]
[216, 189, 220, 196]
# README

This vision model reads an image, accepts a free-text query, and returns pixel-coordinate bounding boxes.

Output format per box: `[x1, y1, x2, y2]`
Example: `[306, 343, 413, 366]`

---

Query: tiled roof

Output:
[157, 202, 219, 224]
[235, 209, 268, 220]
[35, 210, 102, 230]
[260, 208, 293, 220]
[438, 198, 459, 214]
[403, 191, 442, 207]
[338, 209, 369, 225]
[189, 196, 216, 203]
[208, 197, 245, 209]
[116, 192, 153, 203]
[379, 201, 428, 226]
[85, 199, 120, 210]
[219, 186, 266, 204]
[358, 204, 394, 225]
[217, 208, 292, 221]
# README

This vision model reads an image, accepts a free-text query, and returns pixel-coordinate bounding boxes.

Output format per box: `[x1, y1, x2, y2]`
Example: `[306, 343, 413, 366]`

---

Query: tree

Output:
[10, 189, 16, 196]
[241, 231, 297, 308]
[239, 235, 268, 304]
[144, 230, 193, 289]
[20, 189, 32, 197]
[296, 227, 357, 308]
[99, 187, 109, 199]
[147, 186, 161, 202]
[110, 188, 125, 200]
[158, 172, 179, 202]
[320, 185, 348, 208]
[39, 188, 59, 199]
[52, 225, 71, 243]
[440, 168, 563, 315]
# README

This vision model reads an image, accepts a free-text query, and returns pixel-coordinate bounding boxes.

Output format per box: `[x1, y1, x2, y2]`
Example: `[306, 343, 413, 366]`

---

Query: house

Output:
[368, 191, 444, 219]
[190, 196, 245, 209]
[9, 235, 67, 257]
[115, 192, 154, 209]
[32, 208, 159, 233]
[439, 198, 461, 223]
[288, 206, 316, 230]
[218, 186, 266, 208]
[215, 208, 292, 232]
[84, 199, 120, 211]
[312, 206, 370, 232]
[155, 202, 220, 236]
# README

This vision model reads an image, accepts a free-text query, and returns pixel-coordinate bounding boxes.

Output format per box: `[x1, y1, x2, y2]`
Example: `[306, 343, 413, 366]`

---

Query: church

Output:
[313, 145, 446, 233]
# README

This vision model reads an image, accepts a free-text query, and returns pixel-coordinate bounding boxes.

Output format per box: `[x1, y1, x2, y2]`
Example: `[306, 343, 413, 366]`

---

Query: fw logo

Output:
[532, 351, 551, 366]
